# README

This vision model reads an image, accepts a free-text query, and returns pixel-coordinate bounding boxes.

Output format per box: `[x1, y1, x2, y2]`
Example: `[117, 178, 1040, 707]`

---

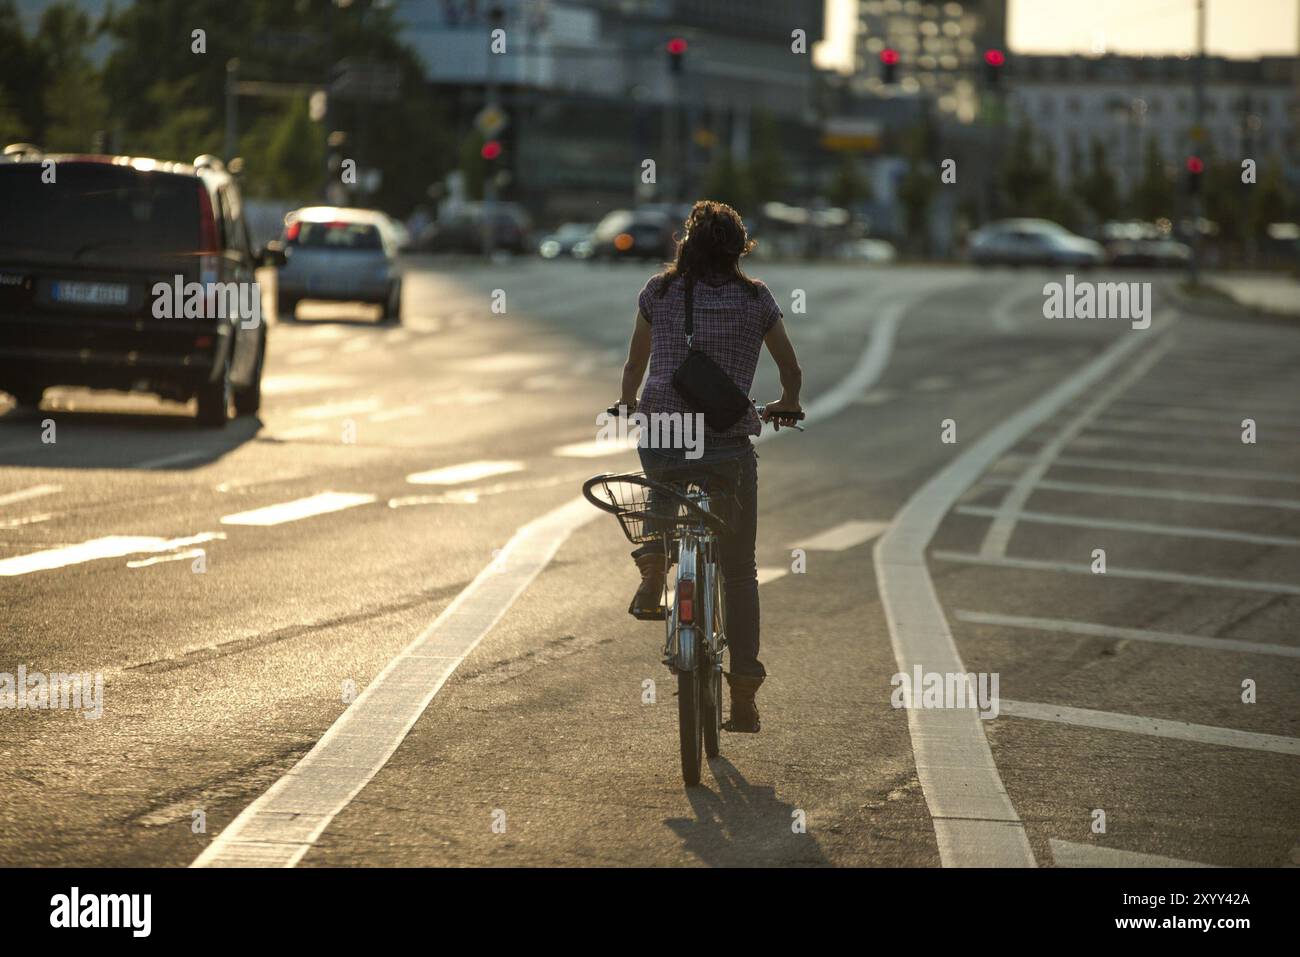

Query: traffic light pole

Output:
[1188, 0, 1205, 285]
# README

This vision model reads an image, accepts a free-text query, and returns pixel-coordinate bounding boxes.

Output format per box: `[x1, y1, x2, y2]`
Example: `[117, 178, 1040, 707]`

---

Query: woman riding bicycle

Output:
[616, 199, 803, 734]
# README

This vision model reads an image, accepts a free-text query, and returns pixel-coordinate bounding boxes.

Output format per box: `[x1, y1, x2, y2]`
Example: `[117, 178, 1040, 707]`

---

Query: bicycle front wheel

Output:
[677, 665, 703, 786]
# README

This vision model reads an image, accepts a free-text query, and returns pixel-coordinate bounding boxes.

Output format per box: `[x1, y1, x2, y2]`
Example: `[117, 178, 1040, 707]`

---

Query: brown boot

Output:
[722, 673, 765, 733]
[628, 552, 666, 621]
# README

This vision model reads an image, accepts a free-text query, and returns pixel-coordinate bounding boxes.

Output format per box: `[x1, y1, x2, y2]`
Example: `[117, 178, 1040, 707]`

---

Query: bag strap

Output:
[683, 277, 694, 348]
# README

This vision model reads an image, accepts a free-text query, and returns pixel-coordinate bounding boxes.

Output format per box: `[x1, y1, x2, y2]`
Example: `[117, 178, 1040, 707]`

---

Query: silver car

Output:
[277, 207, 401, 322]
[968, 218, 1104, 268]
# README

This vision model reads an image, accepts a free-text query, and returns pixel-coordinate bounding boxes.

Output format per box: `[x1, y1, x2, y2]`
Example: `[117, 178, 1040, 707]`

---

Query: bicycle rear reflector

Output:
[677, 580, 695, 624]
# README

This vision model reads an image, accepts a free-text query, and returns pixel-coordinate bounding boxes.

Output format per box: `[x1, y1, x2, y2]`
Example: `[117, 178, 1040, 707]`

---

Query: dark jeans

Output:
[632, 439, 764, 678]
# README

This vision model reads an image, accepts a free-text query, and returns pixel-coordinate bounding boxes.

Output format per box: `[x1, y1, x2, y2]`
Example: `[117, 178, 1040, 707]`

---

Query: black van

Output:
[0, 146, 285, 427]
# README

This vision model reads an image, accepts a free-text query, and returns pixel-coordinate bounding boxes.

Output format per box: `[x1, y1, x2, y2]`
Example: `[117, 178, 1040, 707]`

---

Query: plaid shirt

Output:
[637, 273, 783, 440]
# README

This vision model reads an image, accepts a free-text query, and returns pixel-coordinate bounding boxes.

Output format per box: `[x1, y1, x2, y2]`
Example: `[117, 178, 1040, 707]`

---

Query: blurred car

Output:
[590, 209, 675, 261]
[415, 202, 532, 254]
[277, 207, 402, 322]
[835, 238, 898, 263]
[968, 218, 1104, 268]
[538, 223, 595, 260]
[1101, 220, 1192, 268]
[0, 146, 279, 427]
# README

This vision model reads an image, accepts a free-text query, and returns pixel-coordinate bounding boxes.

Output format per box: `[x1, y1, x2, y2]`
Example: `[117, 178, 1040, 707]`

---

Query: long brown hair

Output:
[655, 200, 760, 298]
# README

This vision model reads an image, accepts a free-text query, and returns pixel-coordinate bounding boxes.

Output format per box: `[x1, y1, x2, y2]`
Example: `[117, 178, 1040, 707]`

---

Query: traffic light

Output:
[666, 37, 687, 75]
[481, 140, 502, 161]
[1185, 155, 1204, 195]
[984, 48, 1005, 86]
[880, 48, 899, 84]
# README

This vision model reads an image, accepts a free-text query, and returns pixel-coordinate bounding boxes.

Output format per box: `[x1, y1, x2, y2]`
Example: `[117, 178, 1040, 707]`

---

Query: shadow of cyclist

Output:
[663, 757, 832, 866]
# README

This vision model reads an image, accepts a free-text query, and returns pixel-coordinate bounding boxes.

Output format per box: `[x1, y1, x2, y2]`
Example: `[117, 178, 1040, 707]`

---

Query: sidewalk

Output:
[1203, 272, 1300, 318]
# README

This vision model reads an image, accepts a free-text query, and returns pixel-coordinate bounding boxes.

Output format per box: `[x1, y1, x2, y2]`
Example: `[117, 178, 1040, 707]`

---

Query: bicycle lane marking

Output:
[191, 275, 978, 868]
[872, 320, 1170, 868]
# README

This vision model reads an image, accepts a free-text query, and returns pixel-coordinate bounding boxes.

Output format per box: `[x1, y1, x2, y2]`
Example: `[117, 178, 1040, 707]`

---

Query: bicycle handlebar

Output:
[604, 402, 806, 430]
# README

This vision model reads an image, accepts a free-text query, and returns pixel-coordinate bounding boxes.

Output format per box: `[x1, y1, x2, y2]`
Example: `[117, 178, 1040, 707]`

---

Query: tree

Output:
[1077, 137, 1121, 225]
[702, 148, 755, 213]
[1130, 137, 1176, 222]
[829, 152, 870, 209]
[748, 109, 788, 203]
[36, 2, 108, 151]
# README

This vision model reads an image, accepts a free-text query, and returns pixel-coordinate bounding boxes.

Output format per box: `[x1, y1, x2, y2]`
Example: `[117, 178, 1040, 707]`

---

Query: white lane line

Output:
[1045, 454, 1300, 486]
[0, 532, 223, 576]
[855, 388, 897, 406]
[285, 348, 329, 365]
[292, 398, 384, 420]
[934, 550, 1300, 596]
[340, 337, 373, 354]
[982, 475, 1300, 512]
[873, 322, 1165, 869]
[914, 376, 955, 392]
[553, 434, 641, 458]
[195, 279, 969, 868]
[271, 425, 329, 441]
[956, 504, 1300, 548]
[461, 352, 561, 373]
[192, 496, 597, 868]
[979, 336, 1174, 558]
[220, 492, 377, 527]
[1116, 393, 1300, 415]
[1049, 839, 1217, 868]
[406, 460, 525, 486]
[126, 548, 208, 569]
[0, 484, 61, 508]
[367, 405, 424, 424]
[133, 450, 207, 469]
[0, 512, 54, 528]
[954, 610, 1300, 658]
[990, 284, 1035, 332]
[260, 374, 355, 396]
[1000, 699, 1300, 756]
[756, 566, 789, 586]
[790, 520, 889, 552]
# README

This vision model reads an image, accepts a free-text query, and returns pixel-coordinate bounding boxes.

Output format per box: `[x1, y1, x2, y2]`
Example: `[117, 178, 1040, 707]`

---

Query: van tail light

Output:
[197, 185, 220, 285]
[677, 580, 695, 625]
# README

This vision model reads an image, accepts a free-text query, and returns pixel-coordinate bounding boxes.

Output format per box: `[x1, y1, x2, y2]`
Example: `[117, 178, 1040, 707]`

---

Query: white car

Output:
[277, 207, 402, 322]
[968, 219, 1104, 268]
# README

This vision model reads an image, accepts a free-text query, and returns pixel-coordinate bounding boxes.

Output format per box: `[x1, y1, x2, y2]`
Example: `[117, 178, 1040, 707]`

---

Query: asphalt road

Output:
[1, 258, 1296, 867]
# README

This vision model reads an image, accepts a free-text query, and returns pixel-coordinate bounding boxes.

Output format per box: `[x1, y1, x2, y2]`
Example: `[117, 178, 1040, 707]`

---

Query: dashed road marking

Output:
[1000, 699, 1300, 756]
[1044, 454, 1300, 485]
[367, 405, 424, 423]
[285, 348, 328, 365]
[0, 532, 223, 576]
[260, 374, 355, 396]
[133, 450, 207, 469]
[220, 492, 377, 527]
[0, 484, 61, 508]
[791, 520, 889, 552]
[756, 566, 789, 586]
[954, 610, 1300, 658]
[292, 398, 384, 420]
[406, 460, 525, 485]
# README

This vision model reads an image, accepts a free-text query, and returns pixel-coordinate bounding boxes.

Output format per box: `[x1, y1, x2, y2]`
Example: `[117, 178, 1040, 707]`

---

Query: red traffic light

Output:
[984, 48, 1005, 67]
[1186, 155, 1204, 174]
[481, 140, 502, 161]
[880, 48, 900, 65]
[666, 37, 687, 55]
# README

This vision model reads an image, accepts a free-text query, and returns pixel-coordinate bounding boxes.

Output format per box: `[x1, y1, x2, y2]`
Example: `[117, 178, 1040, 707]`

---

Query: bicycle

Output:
[581, 403, 805, 786]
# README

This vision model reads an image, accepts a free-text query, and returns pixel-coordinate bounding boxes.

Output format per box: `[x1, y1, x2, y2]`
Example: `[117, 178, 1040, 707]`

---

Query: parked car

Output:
[277, 207, 402, 323]
[835, 238, 898, 263]
[0, 146, 281, 427]
[415, 202, 532, 254]
[968, 218, 1104, 268]
[538, 223, 595, 260]
[589, 209, 675, 261]
[1101, 220, 1192, 268]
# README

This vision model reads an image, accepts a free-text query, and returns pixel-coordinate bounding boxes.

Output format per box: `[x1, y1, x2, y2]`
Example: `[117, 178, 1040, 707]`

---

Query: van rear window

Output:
[286, 221, 382, 251]
[0, 163, 200, 259]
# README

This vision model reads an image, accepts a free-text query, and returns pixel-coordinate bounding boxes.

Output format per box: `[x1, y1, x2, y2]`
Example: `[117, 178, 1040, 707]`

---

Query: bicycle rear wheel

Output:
[701, 565, 723, 759]
[677, 666, 703, 786]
